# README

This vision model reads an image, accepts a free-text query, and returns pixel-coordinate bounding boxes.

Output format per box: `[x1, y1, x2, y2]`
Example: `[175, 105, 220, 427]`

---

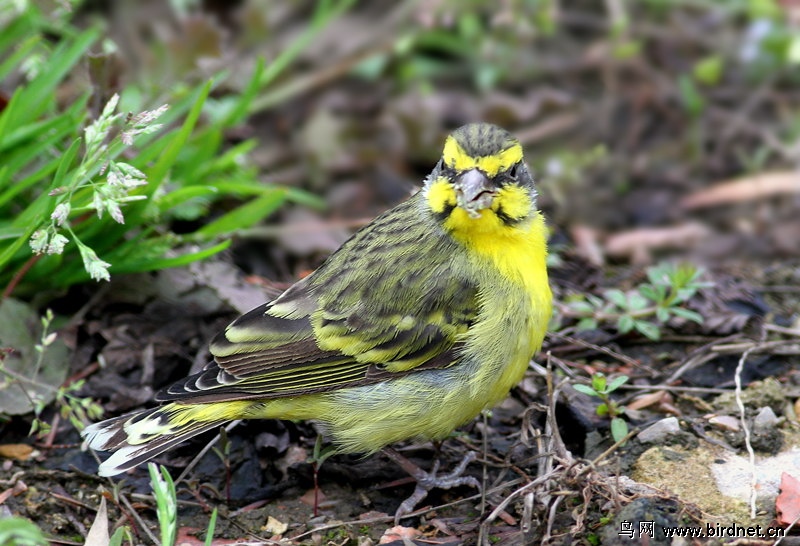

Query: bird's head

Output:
[424, 123, 537, 231]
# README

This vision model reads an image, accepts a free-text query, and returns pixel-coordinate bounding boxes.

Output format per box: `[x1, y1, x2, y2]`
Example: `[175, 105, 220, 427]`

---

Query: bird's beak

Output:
[455, 169, 496, 218]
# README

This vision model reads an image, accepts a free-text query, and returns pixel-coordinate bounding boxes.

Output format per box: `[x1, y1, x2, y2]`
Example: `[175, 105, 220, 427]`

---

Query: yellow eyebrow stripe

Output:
[442, 136, 523, 177]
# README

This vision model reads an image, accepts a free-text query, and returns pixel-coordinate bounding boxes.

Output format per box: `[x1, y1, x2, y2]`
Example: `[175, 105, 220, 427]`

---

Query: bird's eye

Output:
[507, 163, 519, 179]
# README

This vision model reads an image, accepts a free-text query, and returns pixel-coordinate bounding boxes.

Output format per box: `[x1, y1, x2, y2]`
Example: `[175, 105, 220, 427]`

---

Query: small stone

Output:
[708, 415, 740, 432]
[752, 406, 779, 434]
[637, 417, 680, 443]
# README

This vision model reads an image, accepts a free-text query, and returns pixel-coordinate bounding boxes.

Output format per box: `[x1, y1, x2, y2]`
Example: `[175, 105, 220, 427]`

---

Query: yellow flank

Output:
[442, 136, 523, 176]
[168, 400, 253, 428]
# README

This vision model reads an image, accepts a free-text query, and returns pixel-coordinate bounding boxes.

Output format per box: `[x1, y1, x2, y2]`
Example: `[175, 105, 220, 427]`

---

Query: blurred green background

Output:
[3, 0, 800, 300]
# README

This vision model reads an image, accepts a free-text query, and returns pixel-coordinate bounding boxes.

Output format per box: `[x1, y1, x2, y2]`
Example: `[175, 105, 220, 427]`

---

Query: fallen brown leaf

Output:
[299, 487, 325, 508]
[380, 525, 422, 544]
[0, 444, 34, 461]
[681, 171, 800, 210]
[0, 480, 27, 505]
[570, 224, 604, 266]
[627, 391, 679, 416]
[604, 222, 711, 264]
[84, 497, 109, 546]
[261, 515, 288, 535]
[776, 472, 800, 527]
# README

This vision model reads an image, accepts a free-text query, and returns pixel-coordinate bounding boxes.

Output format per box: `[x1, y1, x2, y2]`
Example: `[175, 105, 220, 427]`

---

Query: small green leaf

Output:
[596, 403, 609, 417]
[573, 384, 599, 397]
[646, 264, 669, 286]
[693, 55, 724, 85]
[591, 373, 607, 392]
[149, 464, 177, 546]
[586, 294, 605, 308]
[145, 80, 212, 196]
[604, 288, 628, 309]
[613, 40, 642, 60]
[675, 287, 698, 303]
[109, 527, 128, 546]
[617, 314, 635, 334]
[568, 301, 595, 314]
[638, 284, 660, 302]
[627, 293, 649, 311]
[576, 317, 599, 331]
[606, 375, 629, 393]
[156, 186, 220, 213]
[670, 307, 704, 324]
[0, 516, 47, 546]
[204, 508, 218, 546]
[111, 240, 231, 274]
[655, 306, 670, 323]
[610, 417, 629, 443]
[634, 320, 661, 340]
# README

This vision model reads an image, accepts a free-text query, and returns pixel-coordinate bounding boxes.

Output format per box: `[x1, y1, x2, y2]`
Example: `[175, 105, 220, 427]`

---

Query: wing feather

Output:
[157, 196, 479, 403]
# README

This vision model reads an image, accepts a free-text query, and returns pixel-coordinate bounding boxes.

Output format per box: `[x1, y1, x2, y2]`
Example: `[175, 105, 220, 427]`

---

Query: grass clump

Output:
[0, 5, 329, 298]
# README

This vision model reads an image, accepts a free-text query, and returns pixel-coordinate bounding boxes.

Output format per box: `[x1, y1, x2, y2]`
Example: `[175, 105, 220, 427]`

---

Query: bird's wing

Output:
[158, 201, 479, 403]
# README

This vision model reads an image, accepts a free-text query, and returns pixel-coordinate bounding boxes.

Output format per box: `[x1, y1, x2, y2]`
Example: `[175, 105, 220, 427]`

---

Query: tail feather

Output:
[82, 406, 225, 477]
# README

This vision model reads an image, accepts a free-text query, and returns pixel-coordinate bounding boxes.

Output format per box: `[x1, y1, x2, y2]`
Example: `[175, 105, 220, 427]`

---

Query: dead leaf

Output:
[0, 298, 69, 415]
[0, 444, 34, 461]
[380, 525, 422, 544]
[188, 260, 276, 315]
[628, 391, 672, 412]
[358, 510, 390, 520]
[0, 480, 27, 505]
[276, 445, 308, 478]
[276, 208, 351, 256]
[262, 515, 288, 535]
[299, 487, 325, 507]
[681, 171, 800, 210]
[776, 472, 800, 526]
[604, 222, 711, 264]
[570, 224, 604, 266]
[707, 415, 740, 432]
[84, 497, 109, 546]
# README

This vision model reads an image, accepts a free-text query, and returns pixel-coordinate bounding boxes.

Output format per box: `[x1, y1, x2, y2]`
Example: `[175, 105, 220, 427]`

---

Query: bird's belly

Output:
[302, 353, 519, 453]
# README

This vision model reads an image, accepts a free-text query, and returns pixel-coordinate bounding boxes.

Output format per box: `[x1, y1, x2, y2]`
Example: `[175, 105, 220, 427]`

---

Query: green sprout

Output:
[148, 464, 178, 546]
[573, 373, 630, 443]
[561, 262, 709, 341]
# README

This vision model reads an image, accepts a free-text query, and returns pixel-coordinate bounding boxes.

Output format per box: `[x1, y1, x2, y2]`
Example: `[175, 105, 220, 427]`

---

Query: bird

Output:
[82, 122, 552, 515]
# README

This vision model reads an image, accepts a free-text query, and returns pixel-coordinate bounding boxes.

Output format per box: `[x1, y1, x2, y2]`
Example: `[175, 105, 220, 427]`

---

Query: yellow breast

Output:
[426, 179, 551, 403]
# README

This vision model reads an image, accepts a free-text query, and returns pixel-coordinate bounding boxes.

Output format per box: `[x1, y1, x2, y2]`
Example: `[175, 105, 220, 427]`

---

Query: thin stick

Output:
[733, 346, 757, 519]
[175, 421, 241, 484]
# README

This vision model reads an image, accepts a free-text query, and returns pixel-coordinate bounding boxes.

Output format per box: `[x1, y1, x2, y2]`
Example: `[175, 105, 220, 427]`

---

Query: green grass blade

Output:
[193, 188, 287, 240]
[0, 34, 40, 82]
[251, 0, 357, 113]
[155, 186, 220, 213]
[285, 187, 326, 209]
[204, 508, 218, 546]
[145, 80, 213, 193]
[6, 26, 100, 129]
[0, 227, 25, 241]
[111, 240, 231, 275]
[222, 57, 264, 127]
